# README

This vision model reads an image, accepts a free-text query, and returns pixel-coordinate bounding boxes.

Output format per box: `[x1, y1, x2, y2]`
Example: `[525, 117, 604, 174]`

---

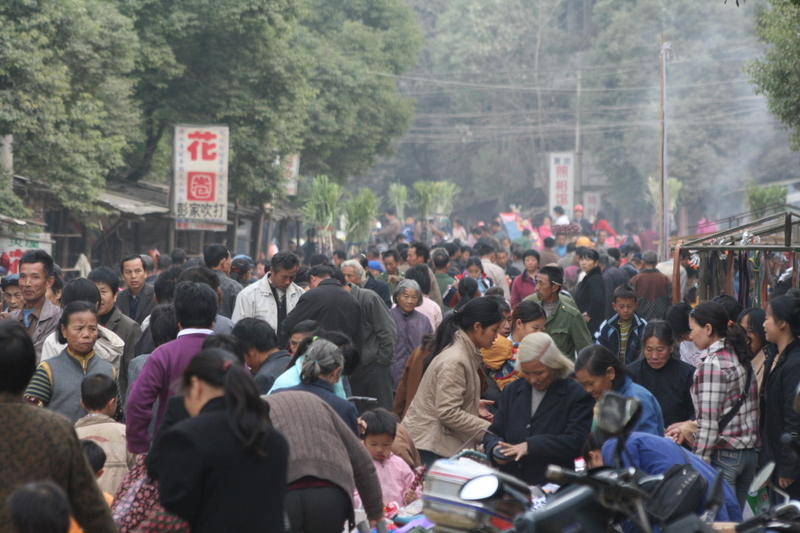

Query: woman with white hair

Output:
[389, 279, 434, 391]
[271, 338, 359, 435]
[483, 332, 594, 485]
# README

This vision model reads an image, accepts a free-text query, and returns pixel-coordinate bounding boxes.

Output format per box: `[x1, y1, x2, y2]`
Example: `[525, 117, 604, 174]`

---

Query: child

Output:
[360, 409, 421, 506]
[74, 374, 135, 496]
[593, 285, 647, 364]
[80, 440, 114, 507]
[6, 482, 71, 533]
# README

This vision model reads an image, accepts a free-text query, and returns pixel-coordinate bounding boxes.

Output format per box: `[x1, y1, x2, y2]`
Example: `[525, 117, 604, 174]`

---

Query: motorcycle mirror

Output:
[597, 392, 641, 436]
[459, 475, 501, 501]
[749, 462, 775, 495]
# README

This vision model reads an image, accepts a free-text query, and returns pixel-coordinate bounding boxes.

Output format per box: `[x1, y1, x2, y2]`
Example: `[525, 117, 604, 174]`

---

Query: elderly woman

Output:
[24, 301, 117, 423]
[390, 279, 434, 391]
[483, 332, 593, 485]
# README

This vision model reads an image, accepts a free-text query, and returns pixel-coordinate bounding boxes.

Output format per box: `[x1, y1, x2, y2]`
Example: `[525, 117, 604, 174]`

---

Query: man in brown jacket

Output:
[0, 321, 116, 533]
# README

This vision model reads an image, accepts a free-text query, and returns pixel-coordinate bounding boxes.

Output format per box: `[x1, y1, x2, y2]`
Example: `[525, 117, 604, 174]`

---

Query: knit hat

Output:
[368, 260, 384, 273]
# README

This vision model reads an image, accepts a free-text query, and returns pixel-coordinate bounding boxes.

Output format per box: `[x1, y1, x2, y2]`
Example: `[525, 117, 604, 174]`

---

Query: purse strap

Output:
[718, 363, 753, 433]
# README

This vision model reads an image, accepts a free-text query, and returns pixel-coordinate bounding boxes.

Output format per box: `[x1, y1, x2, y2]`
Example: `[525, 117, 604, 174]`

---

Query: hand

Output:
[779, 477, 794, 489]
[404, 488, 417, 505]
[357, 417, 367, 437]
[479, 399, 494, 422]
[0, 311, 8, 320]
[497, 441, 529, 462]
[582, 312, 590, 323]
[388, 275, 402, 283]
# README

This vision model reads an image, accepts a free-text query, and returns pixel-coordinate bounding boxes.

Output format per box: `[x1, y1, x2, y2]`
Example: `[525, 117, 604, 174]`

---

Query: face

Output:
[764, 306, 784, 345]
[466, 265, 482, 280]
[407, 247, 423, 266]
[524, 255, 539, 273]
[342, 266, 360, 287]
[688, 316, 714, 351]
[579, 256, 598, 273]
[121, 258, 145, 293]
[574, 209, 583, 220]
[333, 255, 344, 267]
[519, 359, 556, 391]
[738, 314, 764, 354]
[289, 332, 311, 354]
[396, 288, 419, 313]
[19, 262, 53, 307]
[383, 256, 398, 275]
[46, 286, 62, 307]
[364, 433, 395, 462]
[271, 266, 298, 291]
[514, 317, 546, 339]
[461, 251, 471, 262]
[61, 310, 98, 356]
[612, 298, 637, 322]
[496, 252, 508, 268]
[470, 320, 502, 350]
[643, 336, 672, 370]
[534, 274, 558, 302]
[574, 367, 615, 400]
[256, 263, 267, 278]
[3, 285, 23, 311]
[499, 310, 512, 337]
[556, 234, 567, 247]
[597, 231, 607, 244]
[94, 282, 117, 315]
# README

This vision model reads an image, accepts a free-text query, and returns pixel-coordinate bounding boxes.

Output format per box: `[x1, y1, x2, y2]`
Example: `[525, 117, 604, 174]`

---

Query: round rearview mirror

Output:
[460, 475, 501, 501]
[597, 392, 641, 436]
[750, 462, 775, 495]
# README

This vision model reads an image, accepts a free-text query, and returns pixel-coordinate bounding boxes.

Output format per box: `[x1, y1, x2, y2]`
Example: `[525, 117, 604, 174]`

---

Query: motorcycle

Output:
[422, 392, 725, 533]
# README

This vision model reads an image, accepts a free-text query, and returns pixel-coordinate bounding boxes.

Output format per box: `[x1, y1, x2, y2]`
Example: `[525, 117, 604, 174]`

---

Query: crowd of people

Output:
[0, 203, 799, 532]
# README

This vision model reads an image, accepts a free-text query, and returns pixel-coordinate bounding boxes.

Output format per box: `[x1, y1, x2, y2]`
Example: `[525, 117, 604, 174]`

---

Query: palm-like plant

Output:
[344, 188, 379, 249]
[413, 181, 438, 220]
[300, 175, 343, 252]
[388, 183, 408, 220]
[432, 182, 459, 219]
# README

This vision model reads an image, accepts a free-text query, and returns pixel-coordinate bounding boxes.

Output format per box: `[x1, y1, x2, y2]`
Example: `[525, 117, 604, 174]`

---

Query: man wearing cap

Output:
[573, 205, 592, 235]
[1, 274, 23, 315]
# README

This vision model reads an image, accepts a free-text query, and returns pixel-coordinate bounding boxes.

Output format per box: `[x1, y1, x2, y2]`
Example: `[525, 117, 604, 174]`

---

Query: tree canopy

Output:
[0, 0, 422, 217]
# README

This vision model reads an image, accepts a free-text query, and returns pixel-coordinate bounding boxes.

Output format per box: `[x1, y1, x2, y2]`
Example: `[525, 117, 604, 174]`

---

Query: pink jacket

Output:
[355, 453, 421, 508]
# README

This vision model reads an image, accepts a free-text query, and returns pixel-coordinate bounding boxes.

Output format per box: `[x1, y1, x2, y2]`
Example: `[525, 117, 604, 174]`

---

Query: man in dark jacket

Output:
[341, 260, 397, 412]
[116, 254, 157, 325]
[279, 265, 361, 348]
[630, 251, 672, 320]
[233, 318, 291, 394]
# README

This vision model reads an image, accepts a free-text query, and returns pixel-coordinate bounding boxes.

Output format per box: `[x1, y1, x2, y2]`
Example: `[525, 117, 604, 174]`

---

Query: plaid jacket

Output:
[691, 340, 759, 462]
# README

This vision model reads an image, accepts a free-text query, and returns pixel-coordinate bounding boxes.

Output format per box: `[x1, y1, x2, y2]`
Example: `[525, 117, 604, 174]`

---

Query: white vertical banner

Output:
[549, 152, 574, 215]
[283, 154, 300, 196]
[582, 191, 602, 223]
[173, 125, 229, 231]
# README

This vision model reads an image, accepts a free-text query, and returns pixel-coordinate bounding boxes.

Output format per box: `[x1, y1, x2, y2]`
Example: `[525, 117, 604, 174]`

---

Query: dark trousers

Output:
[285, 486, 352, 533]
[349, 362, 394, 413]
[419, 449, 444, 469]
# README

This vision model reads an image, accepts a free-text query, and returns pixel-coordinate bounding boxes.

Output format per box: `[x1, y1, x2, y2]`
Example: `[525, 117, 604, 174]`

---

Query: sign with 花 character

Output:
[549, 152, 574, 215]
[173, 125, 229, 231]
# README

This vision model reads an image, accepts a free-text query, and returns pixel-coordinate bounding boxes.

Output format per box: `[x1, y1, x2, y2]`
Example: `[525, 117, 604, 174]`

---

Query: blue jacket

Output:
[618, 376, 664, 436]
[594, 313, 647, 364]
[602, 433, 742, 523]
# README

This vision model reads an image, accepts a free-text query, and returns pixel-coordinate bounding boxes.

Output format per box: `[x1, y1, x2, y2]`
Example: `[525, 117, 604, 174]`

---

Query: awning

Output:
[98, 191, 170, 216]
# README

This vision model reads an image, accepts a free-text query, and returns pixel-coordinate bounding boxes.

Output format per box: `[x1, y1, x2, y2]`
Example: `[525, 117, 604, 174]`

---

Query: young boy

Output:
[593, 285, 647, 364]
[74, 374, 135, 496]
[80, 440, 114, 507]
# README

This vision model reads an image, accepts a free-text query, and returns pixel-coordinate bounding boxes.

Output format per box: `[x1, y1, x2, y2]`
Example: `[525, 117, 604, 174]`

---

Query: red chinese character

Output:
[556, 181, 568, 193]
[187, 131, 218, 161]
[556, 165, 569, 178]
[187, 172, 216, 201]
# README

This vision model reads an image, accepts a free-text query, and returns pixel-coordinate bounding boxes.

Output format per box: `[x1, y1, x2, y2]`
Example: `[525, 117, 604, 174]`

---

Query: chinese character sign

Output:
[173, 125, 229, 231]
[582, 192, 602, 223]
[549, 152, 574, 215]
[0, 233, 53, 274]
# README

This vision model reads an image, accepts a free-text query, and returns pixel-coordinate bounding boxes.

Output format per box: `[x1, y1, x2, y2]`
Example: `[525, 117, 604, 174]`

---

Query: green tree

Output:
[117, 0, 314, 206]
[746, 0, 800, 149]
[746, 182, 786, 218]
[296, 0, 423, 182]
[0, 0, 140, 216]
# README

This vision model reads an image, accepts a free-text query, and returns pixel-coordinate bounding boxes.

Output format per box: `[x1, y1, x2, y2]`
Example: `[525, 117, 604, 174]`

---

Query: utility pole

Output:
[658, 36, 672, 261]
[574, 67, 582, 204]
